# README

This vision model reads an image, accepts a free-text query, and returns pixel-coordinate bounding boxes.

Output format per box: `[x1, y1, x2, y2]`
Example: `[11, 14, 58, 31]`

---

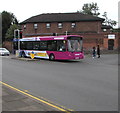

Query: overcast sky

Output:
[0, 0, 119, 27]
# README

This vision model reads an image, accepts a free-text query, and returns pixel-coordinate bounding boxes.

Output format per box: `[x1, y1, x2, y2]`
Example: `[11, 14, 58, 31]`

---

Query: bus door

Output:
[108, 39, 114, 50]
[56, 40, 67, 58]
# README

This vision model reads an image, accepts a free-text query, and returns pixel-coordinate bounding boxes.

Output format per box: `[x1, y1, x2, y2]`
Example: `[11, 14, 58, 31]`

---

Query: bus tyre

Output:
[49, 54, 55, 61]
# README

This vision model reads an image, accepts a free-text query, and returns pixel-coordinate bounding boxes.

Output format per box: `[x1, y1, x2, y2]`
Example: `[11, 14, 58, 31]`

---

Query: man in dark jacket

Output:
[97, 45, 100, 58]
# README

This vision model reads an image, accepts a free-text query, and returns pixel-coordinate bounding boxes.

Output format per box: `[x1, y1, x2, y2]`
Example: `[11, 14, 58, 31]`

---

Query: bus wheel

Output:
[49, 54, 55, 60]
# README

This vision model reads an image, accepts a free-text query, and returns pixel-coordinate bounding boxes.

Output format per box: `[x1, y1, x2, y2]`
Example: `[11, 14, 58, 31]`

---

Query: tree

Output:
[1, 11, 18, 42]
[79, 2, 100, 16]
[102, 12, 117, 27]
[5, 24, 19, 41]
[78, 3, 117, 28]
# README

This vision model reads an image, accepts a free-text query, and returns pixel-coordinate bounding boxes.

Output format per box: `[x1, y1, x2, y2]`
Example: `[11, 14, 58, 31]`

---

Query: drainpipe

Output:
[66, 31, 68, 36]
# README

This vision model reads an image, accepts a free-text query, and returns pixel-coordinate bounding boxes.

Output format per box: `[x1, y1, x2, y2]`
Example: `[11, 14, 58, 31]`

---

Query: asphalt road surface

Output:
[2, 54, 118, 111]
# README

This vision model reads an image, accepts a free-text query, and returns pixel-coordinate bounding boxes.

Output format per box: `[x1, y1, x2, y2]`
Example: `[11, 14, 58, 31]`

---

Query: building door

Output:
[108, 39, 114, 50]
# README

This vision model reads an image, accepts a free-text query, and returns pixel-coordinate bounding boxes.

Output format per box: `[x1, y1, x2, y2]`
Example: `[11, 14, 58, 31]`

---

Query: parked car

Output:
[0, 48, 10, 56]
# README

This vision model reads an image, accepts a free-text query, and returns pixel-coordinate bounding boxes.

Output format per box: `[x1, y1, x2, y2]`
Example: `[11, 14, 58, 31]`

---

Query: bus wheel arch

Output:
[49, 53, 55, 60]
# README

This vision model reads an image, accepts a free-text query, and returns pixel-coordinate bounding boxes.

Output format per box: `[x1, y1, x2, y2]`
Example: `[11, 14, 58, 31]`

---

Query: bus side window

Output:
[48, 41, 57, 51]
[26, 42, 33, 50]
[33, 42, 40, 50]
[20, 41, 26, 50]
[40, 41, 47, 50]
[47, 41, 52, 51]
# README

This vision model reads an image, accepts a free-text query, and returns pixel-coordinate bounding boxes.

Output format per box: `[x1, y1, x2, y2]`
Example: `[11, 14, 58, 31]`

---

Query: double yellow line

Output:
[0, 81, 73, 113]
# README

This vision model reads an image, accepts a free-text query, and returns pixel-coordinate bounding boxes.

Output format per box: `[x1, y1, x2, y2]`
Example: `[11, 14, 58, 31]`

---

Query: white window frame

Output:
[103, 29, 107, 32]
[46, 23, 51, 28]
[71, 22, 76, 28]
[34, 23, 38, 29]
[58, 23, 63, 29]
[24, 25, 26, 29]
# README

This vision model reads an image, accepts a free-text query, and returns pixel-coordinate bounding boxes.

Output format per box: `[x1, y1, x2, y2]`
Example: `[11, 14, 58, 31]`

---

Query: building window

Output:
[103, 29, 107, 32]
[24, 25, 26, 29]
[34, 24, 38, 29]
[71, 23, 76, 28]
[46, 23, 51, 28]
[58, 23, 62, 28]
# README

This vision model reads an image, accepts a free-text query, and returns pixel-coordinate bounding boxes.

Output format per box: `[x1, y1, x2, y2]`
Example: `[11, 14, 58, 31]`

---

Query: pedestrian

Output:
[92, 46, 96, 58]
[97, 45, 100, 58]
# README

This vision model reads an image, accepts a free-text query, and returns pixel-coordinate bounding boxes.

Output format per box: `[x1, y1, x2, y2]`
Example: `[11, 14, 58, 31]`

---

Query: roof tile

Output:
[21, 13, 104, 24]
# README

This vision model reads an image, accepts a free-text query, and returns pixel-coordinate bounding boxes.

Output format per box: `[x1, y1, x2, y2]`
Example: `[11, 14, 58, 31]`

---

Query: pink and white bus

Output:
[13, 35, 84, 60]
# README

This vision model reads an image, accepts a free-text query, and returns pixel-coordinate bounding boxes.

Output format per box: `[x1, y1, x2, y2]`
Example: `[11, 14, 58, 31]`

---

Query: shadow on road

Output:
[39, 58, 83, 63]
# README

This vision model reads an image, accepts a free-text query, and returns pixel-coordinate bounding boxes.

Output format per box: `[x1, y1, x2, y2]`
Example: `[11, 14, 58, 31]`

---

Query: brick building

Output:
[20, 13, 119, 51]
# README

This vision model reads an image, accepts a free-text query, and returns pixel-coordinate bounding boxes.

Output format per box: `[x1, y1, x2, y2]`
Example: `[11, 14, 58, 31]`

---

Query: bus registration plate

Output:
[75, 57, 79, 59]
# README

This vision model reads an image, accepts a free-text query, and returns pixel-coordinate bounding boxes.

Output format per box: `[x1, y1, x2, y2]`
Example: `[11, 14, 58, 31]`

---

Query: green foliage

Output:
[1, 11, 18, 42]
[5, 24, 19, 41]
[102, 12, 117, 27]
[80, 2, 100, 17]
[78, 3, 117, 28]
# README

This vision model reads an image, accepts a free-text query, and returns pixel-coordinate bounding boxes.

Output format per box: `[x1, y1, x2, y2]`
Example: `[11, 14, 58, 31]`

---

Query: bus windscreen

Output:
[67, 36, 83, 52]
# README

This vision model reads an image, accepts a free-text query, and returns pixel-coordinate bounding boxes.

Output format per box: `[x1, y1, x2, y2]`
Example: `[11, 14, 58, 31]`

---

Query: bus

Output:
[13, 35, 84, 60]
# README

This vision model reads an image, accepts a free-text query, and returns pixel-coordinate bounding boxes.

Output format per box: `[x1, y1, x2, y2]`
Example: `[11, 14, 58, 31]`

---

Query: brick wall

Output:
[3, 41, 12, 52]
[21, 21, 102, 37]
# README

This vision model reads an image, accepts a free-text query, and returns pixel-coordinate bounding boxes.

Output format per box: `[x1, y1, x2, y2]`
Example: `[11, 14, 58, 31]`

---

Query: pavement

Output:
[2, 85, 59, 112]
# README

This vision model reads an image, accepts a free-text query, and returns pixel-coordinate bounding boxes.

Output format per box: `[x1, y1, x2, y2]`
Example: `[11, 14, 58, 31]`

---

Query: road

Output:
[2, 54, 118, 111]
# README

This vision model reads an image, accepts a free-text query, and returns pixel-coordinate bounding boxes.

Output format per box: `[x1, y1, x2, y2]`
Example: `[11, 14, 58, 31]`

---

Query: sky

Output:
[0, 0, 120, 27]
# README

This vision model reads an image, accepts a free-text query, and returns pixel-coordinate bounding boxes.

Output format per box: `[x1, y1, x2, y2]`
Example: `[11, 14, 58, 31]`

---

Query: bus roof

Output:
[13, 35, 83, 41]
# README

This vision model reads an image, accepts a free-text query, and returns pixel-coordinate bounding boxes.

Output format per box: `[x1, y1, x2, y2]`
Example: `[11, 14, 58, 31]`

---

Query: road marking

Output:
[0, 81, 73, 112]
